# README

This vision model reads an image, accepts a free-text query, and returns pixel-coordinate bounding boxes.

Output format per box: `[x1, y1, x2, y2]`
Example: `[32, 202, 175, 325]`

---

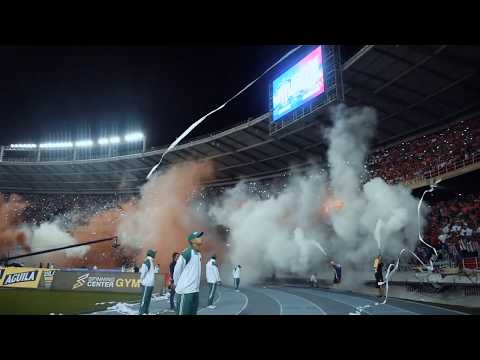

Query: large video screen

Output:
[272, 46, 325, 122]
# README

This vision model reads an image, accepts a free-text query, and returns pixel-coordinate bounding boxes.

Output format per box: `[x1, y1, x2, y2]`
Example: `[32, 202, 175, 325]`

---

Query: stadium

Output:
[1, 45, 480, 315]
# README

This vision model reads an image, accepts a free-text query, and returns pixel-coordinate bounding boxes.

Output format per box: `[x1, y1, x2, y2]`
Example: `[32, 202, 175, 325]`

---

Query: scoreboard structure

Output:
[269, 45, 344, 135]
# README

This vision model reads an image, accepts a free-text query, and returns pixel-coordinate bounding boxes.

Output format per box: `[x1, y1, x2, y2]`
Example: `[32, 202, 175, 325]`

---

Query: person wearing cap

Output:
[173, 231, 204, 315]
[232, 265, 242, 291]
[206, 254, 221, 309]
[139, 249, 157, 315]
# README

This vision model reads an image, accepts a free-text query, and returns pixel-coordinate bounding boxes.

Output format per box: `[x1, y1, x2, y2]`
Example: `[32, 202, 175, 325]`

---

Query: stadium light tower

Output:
[10, 144, 37, 149]
[124, 132, 144, 142]
[109, 136, 121, 145]
[98, 138, 110, 146]
[125, 132, 146, 152]
[75, 139, 94, 147]
[39, 142, 74, 149]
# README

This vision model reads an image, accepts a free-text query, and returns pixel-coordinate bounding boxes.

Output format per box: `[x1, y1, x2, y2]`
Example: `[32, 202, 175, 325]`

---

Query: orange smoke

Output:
[2, 160, 220, 271]
[45, 200, 139, 268]
[320, 196, 345, 217]
[0, 194, 30, 259]
[118, 160, 217, 272]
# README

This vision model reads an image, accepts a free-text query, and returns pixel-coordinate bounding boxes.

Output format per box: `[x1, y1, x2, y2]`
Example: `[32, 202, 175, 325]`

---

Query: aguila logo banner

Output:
[1, 268, 41, 288]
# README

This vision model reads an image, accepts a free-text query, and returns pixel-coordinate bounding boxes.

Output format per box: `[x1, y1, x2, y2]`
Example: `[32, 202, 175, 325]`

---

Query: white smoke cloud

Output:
[24, 221, 90, 259]
[209, 104, 427, 285]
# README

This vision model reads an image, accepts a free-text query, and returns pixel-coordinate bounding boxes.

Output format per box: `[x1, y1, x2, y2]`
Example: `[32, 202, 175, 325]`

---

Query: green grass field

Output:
[0, 288, 140, 315]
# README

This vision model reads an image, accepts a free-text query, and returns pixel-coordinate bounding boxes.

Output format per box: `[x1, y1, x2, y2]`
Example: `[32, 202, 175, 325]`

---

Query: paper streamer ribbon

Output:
[380, 248, 431, 305]
[377, 178, 442, 305]
[417, 179, 442, 261]
[374, 219, 383, 253]
[146, 45, 303, 180]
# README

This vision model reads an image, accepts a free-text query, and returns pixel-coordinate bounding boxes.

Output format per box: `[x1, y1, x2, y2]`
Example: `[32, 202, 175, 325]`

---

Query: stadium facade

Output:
[1, 45, 479, 194]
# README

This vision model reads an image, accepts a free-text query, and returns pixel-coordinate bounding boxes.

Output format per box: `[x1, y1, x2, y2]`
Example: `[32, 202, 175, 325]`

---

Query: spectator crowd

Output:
[366, 118, 480, 184]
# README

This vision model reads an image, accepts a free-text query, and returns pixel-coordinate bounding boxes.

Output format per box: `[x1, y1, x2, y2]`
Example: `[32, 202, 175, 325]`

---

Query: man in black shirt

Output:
[169, 252, 179, 311]
[374, 255, 384, 297]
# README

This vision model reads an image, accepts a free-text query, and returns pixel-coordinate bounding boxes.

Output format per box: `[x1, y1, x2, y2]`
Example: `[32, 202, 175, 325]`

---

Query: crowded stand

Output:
[1, 192, 136, 225]
[422, 191, 480, 264]
[366, 118, 480, 184]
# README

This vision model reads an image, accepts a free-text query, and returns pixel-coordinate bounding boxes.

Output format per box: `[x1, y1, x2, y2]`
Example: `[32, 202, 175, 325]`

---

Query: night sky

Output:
[0, 45, 362, 148]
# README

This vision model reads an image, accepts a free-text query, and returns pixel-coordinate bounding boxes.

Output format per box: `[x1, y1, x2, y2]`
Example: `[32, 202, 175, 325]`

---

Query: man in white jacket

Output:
[173, 231, 204, 315]
[233, 265, 241, 291]
[139, 249, 157, 315]
[206, 254, 221, 309]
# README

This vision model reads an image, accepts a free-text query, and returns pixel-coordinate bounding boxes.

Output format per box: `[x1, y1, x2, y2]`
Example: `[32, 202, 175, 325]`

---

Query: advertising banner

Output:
[39, 269, 57, 289]
[52, 271, 164, 293]
[0, 267, 43, 289]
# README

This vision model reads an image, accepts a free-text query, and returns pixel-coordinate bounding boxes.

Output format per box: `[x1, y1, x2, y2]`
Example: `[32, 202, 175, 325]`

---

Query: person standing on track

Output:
[233, 265, 241, 291]
[206, 254, 221, 309]
[330, 261, 342, 284]
[173, 231, 204, 315]
[139, 249, 157, 315]
[169, 252, 179, 311]
[374, 255, 385, 297]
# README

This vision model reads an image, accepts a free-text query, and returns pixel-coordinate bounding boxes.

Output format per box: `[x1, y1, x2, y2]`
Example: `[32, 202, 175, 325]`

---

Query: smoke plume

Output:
[209, 105, 426, 286]
[0, 194, 30, 259]
[118, 160, 218, 272]
[3, 161, 218, 271]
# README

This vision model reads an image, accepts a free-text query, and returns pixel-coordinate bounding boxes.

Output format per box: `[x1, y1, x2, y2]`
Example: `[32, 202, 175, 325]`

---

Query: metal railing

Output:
[462, 257, 480, 270]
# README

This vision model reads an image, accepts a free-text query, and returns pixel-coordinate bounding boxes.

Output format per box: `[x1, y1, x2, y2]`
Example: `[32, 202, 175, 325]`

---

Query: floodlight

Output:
[75, 140, 94, 147]
[124, 132, 144, 142]
[98, 138, 110, 146]
[109, 136, 120, 144]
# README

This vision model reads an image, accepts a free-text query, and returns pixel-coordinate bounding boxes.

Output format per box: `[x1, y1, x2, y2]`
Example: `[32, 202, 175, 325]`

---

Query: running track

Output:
[91, 285, 467, 315]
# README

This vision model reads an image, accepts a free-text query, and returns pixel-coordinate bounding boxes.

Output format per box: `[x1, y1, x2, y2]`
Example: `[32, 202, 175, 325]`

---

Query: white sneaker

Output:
[208, 305, 216, 309]
[235, 289, 240, 292]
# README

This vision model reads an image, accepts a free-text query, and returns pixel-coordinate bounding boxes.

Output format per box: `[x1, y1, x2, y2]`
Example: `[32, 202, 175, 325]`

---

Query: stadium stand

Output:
[425, 191, 480, 259]
[2, 192, 135, 225]
[367, 118, 480, 184]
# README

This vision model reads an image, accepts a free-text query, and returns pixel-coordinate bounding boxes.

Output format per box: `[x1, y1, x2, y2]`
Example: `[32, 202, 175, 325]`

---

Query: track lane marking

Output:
[236, 292, 249, 315]
[256, 287, 326, 315]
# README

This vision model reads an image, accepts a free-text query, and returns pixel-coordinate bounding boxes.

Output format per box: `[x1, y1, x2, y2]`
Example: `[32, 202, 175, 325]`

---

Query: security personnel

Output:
[173, 231, 204, 315]
[139, 249, 157, 315]
[233, 265, 242, 291]
[206, 254, 221, 309]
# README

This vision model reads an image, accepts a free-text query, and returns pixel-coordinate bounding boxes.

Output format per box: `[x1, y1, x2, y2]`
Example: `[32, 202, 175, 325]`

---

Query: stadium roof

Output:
[1, 45, 480, 194]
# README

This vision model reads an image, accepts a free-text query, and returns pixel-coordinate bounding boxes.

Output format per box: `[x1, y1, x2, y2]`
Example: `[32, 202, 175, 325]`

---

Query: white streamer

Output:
[380, 248, 431, 305]
[377, 178, 442, 305]
[146, 45, 303, 180]
[310, 241, 328, 257]
[374, 219, 383, 252]
[417, 179, 442, 260]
